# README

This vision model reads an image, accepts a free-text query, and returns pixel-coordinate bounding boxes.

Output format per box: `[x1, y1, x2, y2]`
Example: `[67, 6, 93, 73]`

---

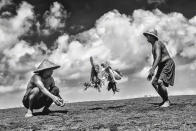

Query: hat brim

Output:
[34, 66, 60, 73]
[143, 32, 158, 40]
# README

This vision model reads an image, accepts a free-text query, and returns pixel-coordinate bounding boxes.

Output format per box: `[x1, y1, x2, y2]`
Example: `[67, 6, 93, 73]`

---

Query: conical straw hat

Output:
[34, 59, 60, 73]
[143, 29, 159, 40]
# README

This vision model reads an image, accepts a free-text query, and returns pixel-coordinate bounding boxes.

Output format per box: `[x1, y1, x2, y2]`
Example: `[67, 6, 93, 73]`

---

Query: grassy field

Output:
[0, 95, 196, 131]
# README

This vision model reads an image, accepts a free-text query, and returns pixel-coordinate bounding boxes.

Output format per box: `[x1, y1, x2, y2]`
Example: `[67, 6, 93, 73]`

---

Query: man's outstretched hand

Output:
[53, 96, 65, 107]
[59, 98, 65, 107]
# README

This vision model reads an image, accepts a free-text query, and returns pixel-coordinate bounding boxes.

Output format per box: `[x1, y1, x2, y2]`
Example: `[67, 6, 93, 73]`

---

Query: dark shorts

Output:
[153, 59, 175, 87]
[22, 87, 59, 109]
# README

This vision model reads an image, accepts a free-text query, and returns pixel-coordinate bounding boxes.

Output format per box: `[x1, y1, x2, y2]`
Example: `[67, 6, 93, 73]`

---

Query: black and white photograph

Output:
[0, 0, 196, 130]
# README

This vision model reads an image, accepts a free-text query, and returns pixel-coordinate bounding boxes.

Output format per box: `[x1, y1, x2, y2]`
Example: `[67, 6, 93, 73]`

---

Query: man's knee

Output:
[50, 87, 59, 96]
[29, 87, 40, 99]
[23, 87, 41, 109]
[32, 87, 40, 93]
[158, 79, 164, 86]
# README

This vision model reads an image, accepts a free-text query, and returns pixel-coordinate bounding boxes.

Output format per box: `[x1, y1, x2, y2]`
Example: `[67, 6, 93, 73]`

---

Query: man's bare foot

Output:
[159, 100, 171, 106]
[160, 100, 170, 107]
[159, 101, 165, 106]
[25, 109, 33, 118]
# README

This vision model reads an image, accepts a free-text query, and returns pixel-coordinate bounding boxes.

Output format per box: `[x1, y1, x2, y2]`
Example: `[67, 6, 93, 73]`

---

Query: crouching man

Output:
[22, 59, 65, 118]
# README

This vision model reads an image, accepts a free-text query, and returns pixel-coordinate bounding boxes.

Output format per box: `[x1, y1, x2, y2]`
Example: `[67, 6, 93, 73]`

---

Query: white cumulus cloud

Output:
[44, 2, 68, 31]
[1, 6, 196, 95]
[0, 1, 34, 51]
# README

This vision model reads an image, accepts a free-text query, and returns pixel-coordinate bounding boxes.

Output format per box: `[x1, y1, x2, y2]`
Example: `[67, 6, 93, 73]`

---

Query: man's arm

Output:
[50, 77, 62, 99]
[151, 42, 161, 70]
[34, 75, 61, 105]
[147, 42, 161, 81]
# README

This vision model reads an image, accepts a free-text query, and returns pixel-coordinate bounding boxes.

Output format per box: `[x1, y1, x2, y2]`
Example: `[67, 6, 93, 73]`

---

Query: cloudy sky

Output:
[0, 0, 196, 109]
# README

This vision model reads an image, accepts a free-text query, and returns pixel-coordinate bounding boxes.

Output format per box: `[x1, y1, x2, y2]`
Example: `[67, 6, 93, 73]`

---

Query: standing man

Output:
[143, 29, 175, 107]
[22, 59, 65, 117]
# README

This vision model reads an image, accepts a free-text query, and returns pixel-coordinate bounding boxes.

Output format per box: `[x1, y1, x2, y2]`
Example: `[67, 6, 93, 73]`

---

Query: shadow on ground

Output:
[33, 110, 69, 116]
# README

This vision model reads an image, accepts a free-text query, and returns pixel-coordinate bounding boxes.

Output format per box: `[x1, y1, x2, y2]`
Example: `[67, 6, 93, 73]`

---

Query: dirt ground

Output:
[0, 95, 196, 131]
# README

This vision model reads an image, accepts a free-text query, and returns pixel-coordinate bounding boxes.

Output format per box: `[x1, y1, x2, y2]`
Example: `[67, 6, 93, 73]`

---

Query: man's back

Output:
[152, 41, 171, 63]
